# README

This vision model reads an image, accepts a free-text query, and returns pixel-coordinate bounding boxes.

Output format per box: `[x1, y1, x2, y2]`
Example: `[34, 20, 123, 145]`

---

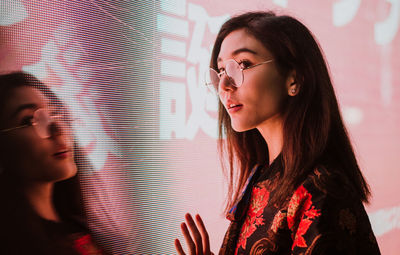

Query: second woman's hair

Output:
[0, 72, 87, 254]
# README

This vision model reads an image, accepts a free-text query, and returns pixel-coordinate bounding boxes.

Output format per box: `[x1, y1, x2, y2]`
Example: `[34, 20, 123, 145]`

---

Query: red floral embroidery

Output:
[287, 185, 321, 249]
[271, 210, 286, 233]
[73, 234, 103, 255]
[293, 218, 312, 247]
[236, 186, 270, 251]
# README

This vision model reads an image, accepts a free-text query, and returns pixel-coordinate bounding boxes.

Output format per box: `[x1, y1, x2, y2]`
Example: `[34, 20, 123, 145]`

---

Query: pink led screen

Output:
[0, 0, 399, 254]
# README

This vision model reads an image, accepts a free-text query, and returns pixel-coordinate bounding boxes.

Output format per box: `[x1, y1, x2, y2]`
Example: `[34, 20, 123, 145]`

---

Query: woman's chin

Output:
[231, 122, 251, 133]
[65, 163, 78, 179]
[54, 163, 78, 182]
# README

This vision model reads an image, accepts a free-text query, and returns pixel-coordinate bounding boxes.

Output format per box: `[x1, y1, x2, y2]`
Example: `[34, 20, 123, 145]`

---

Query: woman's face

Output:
[217, 29, 291, 132]
[0, 86, 77, 183]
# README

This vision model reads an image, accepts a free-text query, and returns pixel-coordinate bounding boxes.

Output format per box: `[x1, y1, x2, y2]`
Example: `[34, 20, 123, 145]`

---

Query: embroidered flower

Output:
[236, 186, 270, 250]
[73, 234, 103, 255]
[287, 185, 321, 249]
[271, 210, 286, 233]
[293, 218, 313, 247]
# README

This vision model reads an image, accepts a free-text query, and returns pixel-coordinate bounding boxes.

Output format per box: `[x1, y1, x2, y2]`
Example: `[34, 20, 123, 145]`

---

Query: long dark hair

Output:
[0, 72, 87, 254]
[211, 11, 371, 212]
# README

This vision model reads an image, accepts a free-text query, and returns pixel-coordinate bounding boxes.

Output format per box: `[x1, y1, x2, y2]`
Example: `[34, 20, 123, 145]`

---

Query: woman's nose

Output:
[48, 120, 64, 137]
[218, 73, 235, 93]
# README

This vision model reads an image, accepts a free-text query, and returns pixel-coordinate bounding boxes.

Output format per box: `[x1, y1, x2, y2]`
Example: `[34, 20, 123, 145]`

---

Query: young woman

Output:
[175, 11, 380, 254]
[0, 72, 104, 254]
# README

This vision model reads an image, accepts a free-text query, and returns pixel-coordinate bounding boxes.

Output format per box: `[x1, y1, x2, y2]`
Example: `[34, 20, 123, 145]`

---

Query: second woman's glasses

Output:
[0, 108, 69, 139]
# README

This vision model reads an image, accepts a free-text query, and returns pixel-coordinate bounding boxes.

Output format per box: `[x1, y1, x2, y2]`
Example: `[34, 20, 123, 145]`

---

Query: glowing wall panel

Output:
[1, 0, 399, 254]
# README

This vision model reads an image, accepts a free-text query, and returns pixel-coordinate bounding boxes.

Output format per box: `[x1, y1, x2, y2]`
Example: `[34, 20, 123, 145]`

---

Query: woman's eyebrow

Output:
[10, 103, 38, 118]
[217, 47, 258, 63]
[232, 47, 258, 56]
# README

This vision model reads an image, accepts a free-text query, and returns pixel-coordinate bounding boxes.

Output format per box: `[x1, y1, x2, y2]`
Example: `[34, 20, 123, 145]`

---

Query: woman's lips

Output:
[225, 99, 243, 113]
[228, 104, 243, 113]
[53, 150, 71, 159]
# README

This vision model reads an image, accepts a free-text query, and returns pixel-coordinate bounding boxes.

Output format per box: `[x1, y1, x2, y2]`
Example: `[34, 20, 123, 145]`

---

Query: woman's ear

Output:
[286, 70, 299, 96]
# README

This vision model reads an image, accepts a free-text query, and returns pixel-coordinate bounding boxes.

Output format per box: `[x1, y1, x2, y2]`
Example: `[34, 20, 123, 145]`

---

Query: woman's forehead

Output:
[4, 87, 48, 115]
[218, 29, 271, 62]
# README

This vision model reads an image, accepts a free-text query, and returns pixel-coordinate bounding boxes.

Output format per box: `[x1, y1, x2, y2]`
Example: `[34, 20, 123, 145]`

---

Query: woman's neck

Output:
[257, 115, 284, 165]
[23, 182, 60, 222]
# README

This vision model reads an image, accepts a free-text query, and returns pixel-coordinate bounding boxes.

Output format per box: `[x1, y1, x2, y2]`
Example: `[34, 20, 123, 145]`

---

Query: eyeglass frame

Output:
[0, 108, 68, 139]
[206, 58, 274, 92]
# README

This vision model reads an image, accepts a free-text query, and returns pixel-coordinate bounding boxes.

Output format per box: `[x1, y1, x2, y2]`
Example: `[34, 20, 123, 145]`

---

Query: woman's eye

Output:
[239, 60, 252, 68]
[21, 116, 34, 126]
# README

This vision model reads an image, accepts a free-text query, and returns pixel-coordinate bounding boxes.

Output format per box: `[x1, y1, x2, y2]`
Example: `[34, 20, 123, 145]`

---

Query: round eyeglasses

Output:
[205, 59, 273, 94]
[0, 108, 69, 139]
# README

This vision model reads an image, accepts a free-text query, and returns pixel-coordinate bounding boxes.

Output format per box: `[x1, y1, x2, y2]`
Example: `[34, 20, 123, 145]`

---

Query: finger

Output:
[185, 213, 204, 254]
[195, 214, 210, 254]
[181, 222, 196, 254]
[175, 239, 186, 255]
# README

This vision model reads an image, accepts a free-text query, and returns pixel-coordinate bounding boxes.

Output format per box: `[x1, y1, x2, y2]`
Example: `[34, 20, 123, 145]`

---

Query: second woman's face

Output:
[0, 86, 77, 184]
[217, 29, 289, 132]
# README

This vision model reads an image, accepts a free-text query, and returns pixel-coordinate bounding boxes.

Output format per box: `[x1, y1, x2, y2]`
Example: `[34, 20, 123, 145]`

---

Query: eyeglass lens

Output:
[33, 109, 66, 139]
[207, 60, 243, 94]
[226, 60, 243, 87]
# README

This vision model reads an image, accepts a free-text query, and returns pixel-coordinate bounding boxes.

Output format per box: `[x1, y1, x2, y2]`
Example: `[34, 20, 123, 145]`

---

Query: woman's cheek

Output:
[10, 134, 48, 177]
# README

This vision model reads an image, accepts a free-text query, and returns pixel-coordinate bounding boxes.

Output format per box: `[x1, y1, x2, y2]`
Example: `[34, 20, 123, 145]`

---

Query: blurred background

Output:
[0, 0, 399, 254]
